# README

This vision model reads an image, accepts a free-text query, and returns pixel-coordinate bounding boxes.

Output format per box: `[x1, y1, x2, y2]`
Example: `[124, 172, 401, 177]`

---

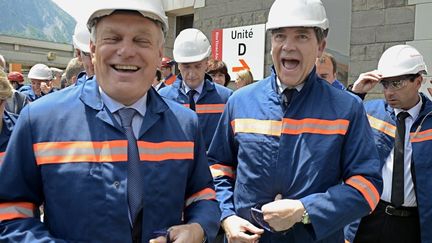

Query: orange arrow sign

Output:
[232, 59, 250, 72]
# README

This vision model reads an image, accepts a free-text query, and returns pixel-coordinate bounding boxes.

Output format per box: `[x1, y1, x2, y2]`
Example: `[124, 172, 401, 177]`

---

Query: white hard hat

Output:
[73, 22, 91, 53]
[378, 45, 428, 78]
[173, 28, 211, 63]
[28, 64, 52, 80]
[86, 0, 168, 33]
[266, 0, 329, 31]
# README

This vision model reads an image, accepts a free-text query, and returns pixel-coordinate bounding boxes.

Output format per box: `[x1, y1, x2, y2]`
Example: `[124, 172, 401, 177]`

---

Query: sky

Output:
[51, 0, 88, 23]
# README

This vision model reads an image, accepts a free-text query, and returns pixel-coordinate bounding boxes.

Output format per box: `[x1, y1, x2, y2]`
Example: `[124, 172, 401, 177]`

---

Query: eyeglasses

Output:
[380, 79, 410, 91]
[81, 51, 91, 57]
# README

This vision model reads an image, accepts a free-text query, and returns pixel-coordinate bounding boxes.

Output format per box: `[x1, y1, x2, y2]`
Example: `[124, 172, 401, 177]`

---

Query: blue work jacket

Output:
[0, 111, 17, 162]
[159, 74, 233, 150]
[0, 78, 220, 242]
[208, 67, 383, 242]
[345, 93, 432, 243]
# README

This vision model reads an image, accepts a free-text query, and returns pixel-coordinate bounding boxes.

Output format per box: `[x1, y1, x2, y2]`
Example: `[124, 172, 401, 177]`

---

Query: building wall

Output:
[407, 0, 432, 99]
[189, 0, 275, 76]
[193, 0, 352, 80]
[165, 0, 431, 99]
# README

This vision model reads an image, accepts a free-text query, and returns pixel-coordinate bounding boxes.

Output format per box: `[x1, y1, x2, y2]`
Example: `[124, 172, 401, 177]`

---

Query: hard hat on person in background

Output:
[72, 22, 91, 53]
[161, 57, 175, 67]
[266, 0, 329, 31]
[378, 45, 428, 78]
[85, 0, 168, 34]
[7, 71, 25, 84]
[173, 28, 211, 63]
[28, 64, 52, 80]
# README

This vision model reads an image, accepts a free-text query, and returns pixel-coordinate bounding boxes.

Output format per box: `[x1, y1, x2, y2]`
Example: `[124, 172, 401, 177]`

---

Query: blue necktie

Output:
[392, 111, 409, 207]
[118, 108, 143, 222]
[188, 90, 197, 111]
[282, 88, 295, 111]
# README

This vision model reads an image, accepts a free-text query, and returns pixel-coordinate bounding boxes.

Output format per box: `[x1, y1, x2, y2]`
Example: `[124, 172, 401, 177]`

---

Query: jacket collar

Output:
[174, 73, 216, 100]
[79, 76, 169, 137]
[269, 65, 317, 100]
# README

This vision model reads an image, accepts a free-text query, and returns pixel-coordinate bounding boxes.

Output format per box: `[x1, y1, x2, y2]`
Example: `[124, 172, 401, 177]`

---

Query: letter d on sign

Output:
[238, 43, 246, 56]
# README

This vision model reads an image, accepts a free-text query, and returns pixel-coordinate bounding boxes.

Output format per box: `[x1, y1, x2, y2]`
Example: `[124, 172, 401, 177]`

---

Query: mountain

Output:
[0, 0, 76, 44]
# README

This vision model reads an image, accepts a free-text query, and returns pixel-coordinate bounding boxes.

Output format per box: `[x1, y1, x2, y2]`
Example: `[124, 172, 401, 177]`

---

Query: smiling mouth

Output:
[282, 59, 300, 70]
[112, 65, 140, 72]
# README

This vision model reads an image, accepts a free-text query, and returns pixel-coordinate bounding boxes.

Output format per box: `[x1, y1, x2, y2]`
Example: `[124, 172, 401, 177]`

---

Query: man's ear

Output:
[90, 41, 96, 65]
[317, 39, 327, 58]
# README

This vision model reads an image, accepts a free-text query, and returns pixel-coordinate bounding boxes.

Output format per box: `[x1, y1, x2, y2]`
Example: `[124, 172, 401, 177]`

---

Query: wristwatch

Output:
[301, 209, 311, 224]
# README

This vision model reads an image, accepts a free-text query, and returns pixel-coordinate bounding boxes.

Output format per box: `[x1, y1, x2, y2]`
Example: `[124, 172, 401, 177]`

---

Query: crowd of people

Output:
[0, 0, 431, 242]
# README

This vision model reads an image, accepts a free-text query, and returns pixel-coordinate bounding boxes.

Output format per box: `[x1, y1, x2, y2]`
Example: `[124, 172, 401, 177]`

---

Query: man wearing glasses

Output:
[346, 44, 432, 243]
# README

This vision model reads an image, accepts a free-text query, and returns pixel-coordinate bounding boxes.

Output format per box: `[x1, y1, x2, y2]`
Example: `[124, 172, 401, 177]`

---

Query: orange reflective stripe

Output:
[0, 152, 5, 164]
[0, 202, 36, 221]
[282, 118, 349, 135]
[34, 141, 194, 165]
[231, 119, 282, 136]
[195, 104, 225, 114]
[411, 129, 432, 143]
[164, 75, 177, 85]
[345, 175, 380, 211]
[138, 141, 194, 161]
[34, 140, 128, 165]
[367, 115, 395, 138]
[183, 104, 190, 109]
[185, 188, 216, 207]
[210, 164, 236, 179]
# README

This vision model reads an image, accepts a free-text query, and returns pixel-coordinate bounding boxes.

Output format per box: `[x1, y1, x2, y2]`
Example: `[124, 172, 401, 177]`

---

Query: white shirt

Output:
[153, 81, 164, 91]
[276, 77, 304, 94]
[99, 87, 147, 139]
[183, 81, 204, 103]
[381, 96, 422, 207]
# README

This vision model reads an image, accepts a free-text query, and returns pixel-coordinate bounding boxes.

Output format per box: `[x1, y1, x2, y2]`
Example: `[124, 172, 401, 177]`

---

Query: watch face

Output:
[302, 212, 311, 224]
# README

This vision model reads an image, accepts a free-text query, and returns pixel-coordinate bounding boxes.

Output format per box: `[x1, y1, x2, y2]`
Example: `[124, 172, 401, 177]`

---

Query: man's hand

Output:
[351, 71, 382, 94]
[41, 82, 53, 94]
[149, 223, 204, 243]
[222, 215, 264, 243]
[261, 199, 305, 232]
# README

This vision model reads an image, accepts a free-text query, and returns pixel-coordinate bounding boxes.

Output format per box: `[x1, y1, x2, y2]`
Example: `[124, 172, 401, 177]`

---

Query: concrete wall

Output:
[407, 0, 432, 99]
[191, 0, 274, 77]
[349, 0, 416, 98]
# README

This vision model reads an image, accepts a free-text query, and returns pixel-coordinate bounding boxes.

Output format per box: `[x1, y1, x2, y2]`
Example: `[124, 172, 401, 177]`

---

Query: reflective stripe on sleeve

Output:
[185, 188, 216, 208]
[367, 115, 395, 138]
[282, 118, 349, 135]
[345, 175, 380, 211]
[0, 152, 5, 164]
[210, 164, 236, 179]
[0, 202, 36, 221]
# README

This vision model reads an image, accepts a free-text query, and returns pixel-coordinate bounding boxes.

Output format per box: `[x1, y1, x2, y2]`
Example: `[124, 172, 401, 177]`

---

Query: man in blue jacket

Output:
[207, 0, 382, 242]
[158, 28, 233, 150]
[0, 1, 220, 242]
[346, 45, 432, 243]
